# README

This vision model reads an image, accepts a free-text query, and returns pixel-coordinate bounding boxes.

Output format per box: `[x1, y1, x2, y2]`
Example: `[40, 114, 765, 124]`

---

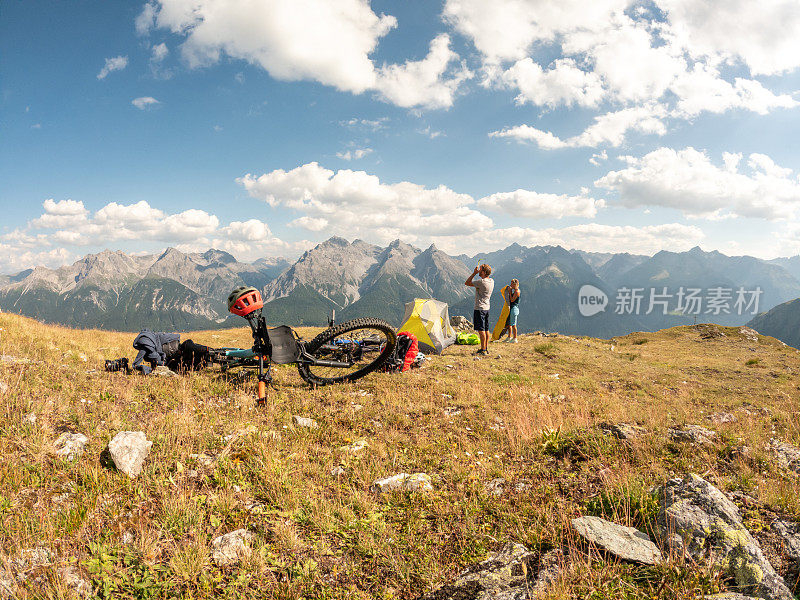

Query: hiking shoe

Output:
[510, 338, 518, 343]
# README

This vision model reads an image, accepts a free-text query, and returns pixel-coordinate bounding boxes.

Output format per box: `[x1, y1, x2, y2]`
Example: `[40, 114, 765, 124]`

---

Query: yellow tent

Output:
[398, 298, 456, 354]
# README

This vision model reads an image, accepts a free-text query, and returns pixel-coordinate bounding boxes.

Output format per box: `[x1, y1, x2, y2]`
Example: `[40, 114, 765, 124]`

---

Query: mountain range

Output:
[1, 238, 799, 345]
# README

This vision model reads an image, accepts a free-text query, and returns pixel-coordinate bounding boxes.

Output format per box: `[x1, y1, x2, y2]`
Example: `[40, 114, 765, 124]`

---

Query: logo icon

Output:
[578, 284, 608, 317]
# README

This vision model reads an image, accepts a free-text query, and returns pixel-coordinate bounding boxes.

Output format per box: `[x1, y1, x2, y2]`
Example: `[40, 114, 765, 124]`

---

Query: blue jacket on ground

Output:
[132, 329, 180, 374]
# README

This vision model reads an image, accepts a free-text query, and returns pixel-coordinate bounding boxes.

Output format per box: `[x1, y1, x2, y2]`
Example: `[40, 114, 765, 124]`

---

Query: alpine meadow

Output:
[2, 0, 800, 599]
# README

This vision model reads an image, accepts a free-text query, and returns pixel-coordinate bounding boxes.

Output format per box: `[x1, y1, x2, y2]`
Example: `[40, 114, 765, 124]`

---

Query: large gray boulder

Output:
[108, 431, 152, 478]
[418, 542, 561, 600]
[656, 474, 793, 600]
[572, 516, 662, 564]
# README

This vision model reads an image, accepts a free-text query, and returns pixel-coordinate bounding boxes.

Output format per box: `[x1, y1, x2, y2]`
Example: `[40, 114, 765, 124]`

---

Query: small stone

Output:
[572, 516, 662, 564]
[292, 416, 318, 429]
[513, 479, 532, 493]
[351, 403, 363, 412]
[0, 382, 7, 395]
[60, 566, 92, 598]
[25, 413, 36, 424]
[706, 594, 761, 600]
[108, 431, 153, 478]
[769, 438, 800, 474]
[548, 373, 560, 379]
[121, 531, 134, 545]
[709, 412, 738, 425]
[245, 500, 267, 514]
[189, 453, 216, 468]
[371, 473, 433, 494]
[13, 547, 53, 571]
[484, 478, 505, 497]
[339, 440, 367, 453]
[443, 406, 462, 417]
[53, 433, 89, 461]
[212, 529, 253, 567]
[668, 424, 718, 445]
[601, 422, 646, 441]
[331, 466, 346, 477]
[153, 365, 177, 377]
[370, 419, 383, 429]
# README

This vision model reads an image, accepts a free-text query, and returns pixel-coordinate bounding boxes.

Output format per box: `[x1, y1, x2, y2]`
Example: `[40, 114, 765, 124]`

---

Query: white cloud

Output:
[0, 245, 75, 275]
[595, 147, 800, 220]
[374, 34, 473, 109]
[239, 162, 491, 241]
[590, 150, 609, 166]
[97, 55, 128, 79]
[151, 42, 168, 62]
[151, 0, 395, 94]
[500, 57, 604, 108]
[132, 96, 160, 109]
[340, 117, 389, 130]
[336, 148, 373, 161]
[443, 0, 628, 64]
[656, 0, 800, 75]
[450, 0, 800, 146]
[671, 64, 797, 116]
[135, 1, 157, 35]
[478, 189, 605, 218]
[418, 126, 444, 139]
[140, 1, 469, 110]
[490, 104, 668, 149]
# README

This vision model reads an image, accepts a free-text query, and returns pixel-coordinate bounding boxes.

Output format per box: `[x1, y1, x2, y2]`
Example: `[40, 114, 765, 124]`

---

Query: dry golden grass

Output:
[0, 312, 799, 599]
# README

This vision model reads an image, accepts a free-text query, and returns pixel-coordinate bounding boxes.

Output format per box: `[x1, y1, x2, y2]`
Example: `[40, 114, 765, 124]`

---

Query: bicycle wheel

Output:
[297, 317, 397, 386]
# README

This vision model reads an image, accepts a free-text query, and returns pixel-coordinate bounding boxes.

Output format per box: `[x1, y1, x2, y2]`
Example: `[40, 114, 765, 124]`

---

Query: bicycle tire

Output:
[297, 317, 397, 386]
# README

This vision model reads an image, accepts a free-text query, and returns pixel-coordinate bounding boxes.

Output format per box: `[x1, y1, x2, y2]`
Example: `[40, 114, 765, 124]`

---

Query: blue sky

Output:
[2, 0, 800, 273]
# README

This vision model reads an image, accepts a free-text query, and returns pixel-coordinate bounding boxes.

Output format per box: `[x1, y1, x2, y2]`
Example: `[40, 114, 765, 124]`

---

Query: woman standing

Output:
[506, 279, 521, 343]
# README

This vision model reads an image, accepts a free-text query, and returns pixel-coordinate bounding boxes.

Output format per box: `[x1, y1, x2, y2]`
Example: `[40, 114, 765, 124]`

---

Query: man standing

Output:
[465, 264, 494, 355]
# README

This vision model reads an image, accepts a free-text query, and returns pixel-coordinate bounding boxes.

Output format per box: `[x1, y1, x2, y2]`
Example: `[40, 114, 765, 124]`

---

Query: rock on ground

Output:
[484, 478, 505, 497]
[450, 315, 472, 332]
[152, 365, 177, 377]
[668, 424, 718, 445]
[771, 519, 800, 562]
[709, 412, 738, 425]
[292, 415, 318, 429]
[53, 433, 89, 461]
[212, 529, 253, 566]
[108, 431, 153, 478]
[418, 542, 562, 600]
[656, 473, 793, 600]
[769, 439, 800, 475]
[600, 422, 647, 440]
[706, 595, 762, 600]
[572, 516, 662, 565]
[0, 381, 7, 395]
[60, 566, 92, 598]
[371, 473, 433, 494]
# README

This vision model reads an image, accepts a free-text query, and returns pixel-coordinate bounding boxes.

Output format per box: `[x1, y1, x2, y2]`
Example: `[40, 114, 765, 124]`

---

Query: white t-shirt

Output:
[473, 277, 494, 310]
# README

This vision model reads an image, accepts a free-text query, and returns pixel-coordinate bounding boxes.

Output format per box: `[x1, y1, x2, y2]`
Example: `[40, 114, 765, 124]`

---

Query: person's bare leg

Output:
[480, 330, 489, 351]
[511, 325, 518, 340]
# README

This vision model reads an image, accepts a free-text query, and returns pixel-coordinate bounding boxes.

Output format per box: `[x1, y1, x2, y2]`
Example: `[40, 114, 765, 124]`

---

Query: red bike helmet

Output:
[227, 286, 264, 317]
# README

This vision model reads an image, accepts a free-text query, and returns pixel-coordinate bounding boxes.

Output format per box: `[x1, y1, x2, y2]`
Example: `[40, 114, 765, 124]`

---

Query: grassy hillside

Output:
[1, 312, 799, 599]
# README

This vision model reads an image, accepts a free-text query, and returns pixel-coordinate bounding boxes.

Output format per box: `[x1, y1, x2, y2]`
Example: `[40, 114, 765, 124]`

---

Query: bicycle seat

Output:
[268, 325, 301, 364]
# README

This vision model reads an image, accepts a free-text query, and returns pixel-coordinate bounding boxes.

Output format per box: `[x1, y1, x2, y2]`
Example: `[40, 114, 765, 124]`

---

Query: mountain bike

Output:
[216, 287, 397, 403]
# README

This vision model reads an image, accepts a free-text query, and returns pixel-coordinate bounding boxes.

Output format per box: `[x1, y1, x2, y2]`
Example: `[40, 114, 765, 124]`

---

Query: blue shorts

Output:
[473, 310, 490, 331]
[508, 306, 519, 326]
